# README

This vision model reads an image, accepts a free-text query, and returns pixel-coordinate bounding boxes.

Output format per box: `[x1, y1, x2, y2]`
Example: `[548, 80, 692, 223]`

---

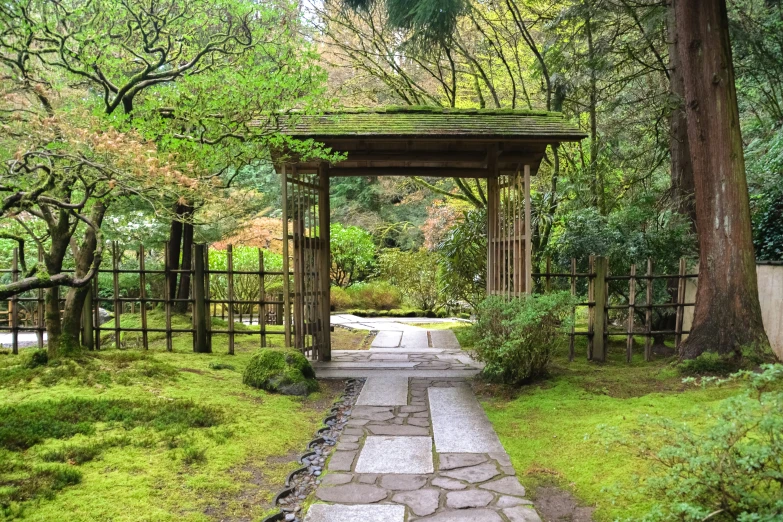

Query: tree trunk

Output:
[668, 0, 697, 229]
[675, 0, 769, 359]
[175, 219, 194, 314]
[167, 205, 185, 302]
[44, 231, 71, 359]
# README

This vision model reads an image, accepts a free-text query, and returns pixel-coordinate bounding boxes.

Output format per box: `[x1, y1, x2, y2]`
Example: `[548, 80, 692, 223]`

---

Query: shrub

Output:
[329, 223, 377, 287]
[379, 248, 442, 311]
[242, 348, 318, 396]
[346, 281, 402, 310]
[472, 293, 574, 384]
[330, 286, 353, 310]
[639, 365, 783, 521]
[678, 352, 736, 376]
[24, 350, 48, 369]
[437, 208, 487, 310]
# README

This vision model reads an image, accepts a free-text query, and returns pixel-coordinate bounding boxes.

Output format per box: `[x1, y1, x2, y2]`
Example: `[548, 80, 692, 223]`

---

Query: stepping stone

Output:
[417, 508, 503, 521]
[355, 436, 434, 474]
[446, 490, 495, 509]
[380, 474, 429, 490]
[439, 453, 488, 470]
[327, 451, 357, 471]
[504, 506, 543, 522]
[428, 387, 506, 453]
[441, 462, 500, 483]
[304, 504, 405, 522]
[372, 331, 402, 348]
[429, 329, 461, 349]
[479, 476, 526, 496]
[432, 477, 467, 490]
[400, 330, 429, 349]
[496, 496, 534, 508]
[315, 483, 388, 503]
[367, 424, 430, 436]
[319, 473, 352, 486]
[392, 488, 440, 516]
[356, 376, 409, 406]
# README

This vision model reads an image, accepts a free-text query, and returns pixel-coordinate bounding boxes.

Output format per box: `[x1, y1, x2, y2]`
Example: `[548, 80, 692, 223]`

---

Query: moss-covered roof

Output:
[278, 106, 586, 141]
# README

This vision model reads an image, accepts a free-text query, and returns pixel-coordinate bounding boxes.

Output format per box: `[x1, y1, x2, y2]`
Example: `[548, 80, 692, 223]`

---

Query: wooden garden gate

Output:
[282, 165, 331, 361]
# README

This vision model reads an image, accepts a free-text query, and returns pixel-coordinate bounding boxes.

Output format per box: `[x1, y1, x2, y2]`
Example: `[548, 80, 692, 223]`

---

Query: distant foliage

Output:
[640, 365, 783, 521]
[437, 208, 487, 309]
[472, 293, 574, 384]
[208, 247, 283, 314]
[329, 223, 377, 287]
[379, 248, 442, 311]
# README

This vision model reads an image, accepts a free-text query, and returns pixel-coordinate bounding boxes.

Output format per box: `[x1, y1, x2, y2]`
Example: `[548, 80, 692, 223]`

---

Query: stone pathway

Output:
[304, 317, 542, 522]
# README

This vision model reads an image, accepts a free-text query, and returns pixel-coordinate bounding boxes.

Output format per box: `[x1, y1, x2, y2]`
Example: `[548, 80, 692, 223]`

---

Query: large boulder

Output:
[242, 348, 318, 396]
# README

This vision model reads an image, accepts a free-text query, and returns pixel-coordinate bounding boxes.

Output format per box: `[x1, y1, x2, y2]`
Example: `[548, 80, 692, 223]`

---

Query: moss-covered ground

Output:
[450, 328, 743, 521]
[0, 313, 343, 522]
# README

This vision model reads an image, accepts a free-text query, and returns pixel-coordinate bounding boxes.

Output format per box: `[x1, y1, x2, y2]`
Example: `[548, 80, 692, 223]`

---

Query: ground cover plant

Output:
[0, 315, 342, 522]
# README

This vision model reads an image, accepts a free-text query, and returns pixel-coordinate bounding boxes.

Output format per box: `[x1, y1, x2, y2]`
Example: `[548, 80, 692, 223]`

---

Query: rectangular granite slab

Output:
[354, 436, 434, 474]
[372, 331, 402, 348]
[304, 504, 405, 522]
[428, 387, 506, 453]
[400, 330, 429, 349]
[429, 329, 461, 349]
[356, 376, 409, 406]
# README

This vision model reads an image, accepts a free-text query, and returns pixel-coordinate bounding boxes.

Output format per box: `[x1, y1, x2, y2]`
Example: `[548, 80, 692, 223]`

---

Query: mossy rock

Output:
[242, 348, 318, 396]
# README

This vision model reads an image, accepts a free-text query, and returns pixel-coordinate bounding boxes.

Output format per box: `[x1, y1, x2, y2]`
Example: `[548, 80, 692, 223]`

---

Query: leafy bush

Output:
[678, 352, 737, 376]
[209, 246, 284, 315]
[437, 208, 487, 309]
[329, 223, 376, 287]
[379, 248, 442, 311]
[639, 365, 783, 521]
[330, 286, 353, 310]
[346, 281, 402, 310]
[472, 293, 575, 384]
[242, 348, 317, 396]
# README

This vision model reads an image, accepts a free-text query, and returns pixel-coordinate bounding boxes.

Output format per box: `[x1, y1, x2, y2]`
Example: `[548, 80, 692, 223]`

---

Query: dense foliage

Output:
[472, 293, 575, 384]
[328, 223, 377, 287]
[379, 248, 442, 311]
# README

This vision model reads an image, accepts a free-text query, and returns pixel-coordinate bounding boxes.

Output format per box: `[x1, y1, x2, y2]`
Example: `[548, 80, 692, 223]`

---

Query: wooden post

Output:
[281, 165, 292, 347]
[139, 244, 148, 350]
[193, 243, 210, 353]
[627, 263, 636, 362]
[486, 148, 497, 296]
[593, 256, 608, 362]
[545, 257, 552, 293]
[587, 255, 595, 359]
[644, 258, 653, 362]
[524, 164, 532, 294]
[675, 257, 687, 348]
[227, 244, 235, 355]
[318, 163, 331, 361]
[112, 242, 121, 349]
[164, 241, 173, 351]
[205, 246, 212, 353]
[37, 250, 45, 349]
[82, 286, 94, 350]
[259, 249, 266, 348]
[93, 269, 101, 350]
[10, 248, 19, 354]
[569, 258, 576, 361]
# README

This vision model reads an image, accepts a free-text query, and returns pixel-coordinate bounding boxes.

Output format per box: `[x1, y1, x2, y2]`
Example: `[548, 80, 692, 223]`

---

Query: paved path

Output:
[305, 317, 542, 522]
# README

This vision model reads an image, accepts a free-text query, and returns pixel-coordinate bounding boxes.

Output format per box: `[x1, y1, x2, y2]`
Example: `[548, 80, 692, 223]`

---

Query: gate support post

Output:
[193, 243, 210, 353]
[593, 256, 608, 362]
[318, 163, 332, 362]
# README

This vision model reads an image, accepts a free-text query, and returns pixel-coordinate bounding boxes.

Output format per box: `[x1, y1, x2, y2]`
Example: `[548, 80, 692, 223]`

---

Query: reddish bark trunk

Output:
[675, 0, 768, 359]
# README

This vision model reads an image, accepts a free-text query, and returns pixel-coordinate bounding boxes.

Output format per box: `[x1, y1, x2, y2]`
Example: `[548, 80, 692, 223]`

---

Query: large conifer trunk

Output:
[675, 0, 768, 358]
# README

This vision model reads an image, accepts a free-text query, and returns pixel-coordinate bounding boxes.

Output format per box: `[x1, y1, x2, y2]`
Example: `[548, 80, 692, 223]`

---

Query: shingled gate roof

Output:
[278, 106, 586, 141]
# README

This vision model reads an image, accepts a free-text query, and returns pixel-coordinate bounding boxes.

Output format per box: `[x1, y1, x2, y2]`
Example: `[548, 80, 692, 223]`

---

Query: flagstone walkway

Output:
[303, 316, 542, 522]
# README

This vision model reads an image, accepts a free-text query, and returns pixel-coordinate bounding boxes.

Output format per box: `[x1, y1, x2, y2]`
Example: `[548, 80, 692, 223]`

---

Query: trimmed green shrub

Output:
[329, 223, 377, 287]
[330, 286, 353, 310]
[242, 348, 318, 396]
[472, 293, 575, 384]
[379, 248, 442, 311]
[639, 365, 783, 521]
[347, 281, 402, 310]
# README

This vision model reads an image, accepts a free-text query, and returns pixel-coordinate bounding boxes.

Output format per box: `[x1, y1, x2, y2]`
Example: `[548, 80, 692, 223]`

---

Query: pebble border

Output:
[262, 378, 365, 522]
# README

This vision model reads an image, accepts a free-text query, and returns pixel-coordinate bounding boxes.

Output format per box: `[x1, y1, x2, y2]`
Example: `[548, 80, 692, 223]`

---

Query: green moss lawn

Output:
[460, 333, 742, 521]
[0, 313, 343, 522]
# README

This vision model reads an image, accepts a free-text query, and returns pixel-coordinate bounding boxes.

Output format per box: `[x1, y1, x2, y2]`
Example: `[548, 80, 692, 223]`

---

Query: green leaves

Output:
[328, 223, 376, 287]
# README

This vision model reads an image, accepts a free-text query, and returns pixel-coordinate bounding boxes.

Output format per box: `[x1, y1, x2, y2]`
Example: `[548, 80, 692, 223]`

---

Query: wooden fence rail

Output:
[532, 256, 697, 362]
[0, 242, 293, 354]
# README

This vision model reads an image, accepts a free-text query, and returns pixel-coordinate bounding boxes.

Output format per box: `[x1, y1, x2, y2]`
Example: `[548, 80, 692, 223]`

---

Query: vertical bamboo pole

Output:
[644, 258, 653, 362]
[675, 257, 686, 348]
[593, 256, 608, 362]
[164, 241, 173, 352]
[112, 242, 121, 349]
[227, 244, 235, 355]
[627, 263, 636, 362]
[569, 257, 576, 361]
[139, 245, 148, 349]
[524, 165, 532, 294]
[193, 243, 209, 353]
[588, 255, 595, 359]
[259, 249, 266, 348]
[10, 248, 19, 355]
[205, 246, 212, 353]
[281, 165, 292, 347]
[318, 164, 331, 361]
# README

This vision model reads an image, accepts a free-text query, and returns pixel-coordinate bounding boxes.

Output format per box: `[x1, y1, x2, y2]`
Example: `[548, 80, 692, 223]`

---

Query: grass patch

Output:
[0, 312, 343, 521]
[460, 328, 745, 521]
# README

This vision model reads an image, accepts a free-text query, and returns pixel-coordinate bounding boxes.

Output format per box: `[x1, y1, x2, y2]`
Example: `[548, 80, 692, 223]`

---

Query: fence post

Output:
[545, 257, 552, 293]
[139, 244, 148, 350]
[193, 243, 210, 353]
[627, 264, 636, 362]
[587, 255, 595, 359]
[675, 257, 686, 348]
[593, 256, 608, 362]
[644, 258, 653, 362]
[164, 241, 173, 352]
[227, 244, 235, 355]
[82, 286, 94, 350]
[259, 249, 266, 348]
[10, 248, 19, 355]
